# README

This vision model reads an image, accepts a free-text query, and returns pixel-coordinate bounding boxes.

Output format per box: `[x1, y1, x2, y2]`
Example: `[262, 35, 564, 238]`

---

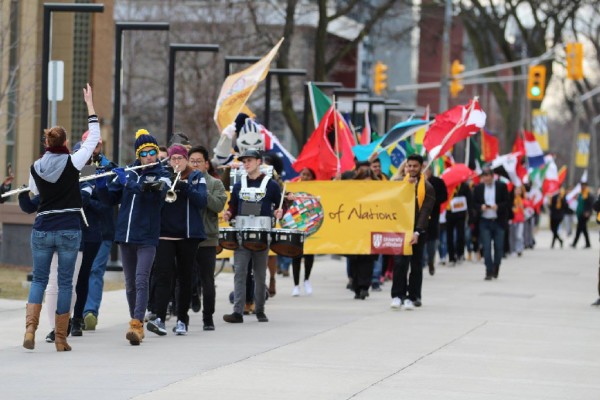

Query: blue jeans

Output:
[479, 219, 505, 276]
[277, 255, 292, 273]
[372, 255, 383, 285]
[29, 229, 81, 314]
[438, 227, 448, 260]
[84, 240, 112, 317]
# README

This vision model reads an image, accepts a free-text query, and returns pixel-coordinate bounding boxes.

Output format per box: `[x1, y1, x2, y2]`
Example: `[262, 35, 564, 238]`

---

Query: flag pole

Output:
[465, 134, 471, 164]
[333, 95, 341, 174]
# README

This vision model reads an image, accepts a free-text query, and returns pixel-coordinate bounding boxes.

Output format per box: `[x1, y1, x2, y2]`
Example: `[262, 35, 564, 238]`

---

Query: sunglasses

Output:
[139, 149, 158, 157]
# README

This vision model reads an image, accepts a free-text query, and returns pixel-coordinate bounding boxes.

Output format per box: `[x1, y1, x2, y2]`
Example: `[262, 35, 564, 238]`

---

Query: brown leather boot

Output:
[126, 319, 143, 345]
[55, 313, 72, 351]
[23, 303, 42, 350]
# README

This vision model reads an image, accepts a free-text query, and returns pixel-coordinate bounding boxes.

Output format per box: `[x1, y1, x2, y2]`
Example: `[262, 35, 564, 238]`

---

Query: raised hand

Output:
[83, 83, 96, 115]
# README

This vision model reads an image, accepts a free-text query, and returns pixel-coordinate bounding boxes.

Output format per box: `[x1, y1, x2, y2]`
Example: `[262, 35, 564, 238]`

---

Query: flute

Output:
[1, 160, 166, 198]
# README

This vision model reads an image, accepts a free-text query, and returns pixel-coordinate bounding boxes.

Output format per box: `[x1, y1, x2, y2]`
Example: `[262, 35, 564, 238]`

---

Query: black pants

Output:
[550, 217, 563, 248]
[194, 246, 216, 321]
[446, 215, 466, 262]
[391, 240, 424, 301]
[572, 215, 591, 247]
[349, 255, 375, 294]
[74, 241, 101, 319]
[153, 239, 200, 325]
[292, 254, 314, 286]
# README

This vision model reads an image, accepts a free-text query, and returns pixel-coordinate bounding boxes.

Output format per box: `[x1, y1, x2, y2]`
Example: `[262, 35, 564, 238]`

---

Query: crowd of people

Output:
[11, 85, 600, 353]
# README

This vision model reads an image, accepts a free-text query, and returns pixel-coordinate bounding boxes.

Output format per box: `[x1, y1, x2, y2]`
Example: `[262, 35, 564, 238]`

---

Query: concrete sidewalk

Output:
[1, 229, 599, 400]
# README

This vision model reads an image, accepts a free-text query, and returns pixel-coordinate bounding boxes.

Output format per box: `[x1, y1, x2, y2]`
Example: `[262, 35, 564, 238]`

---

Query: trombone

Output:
[165, 166, 181, 203]
[1, 159, 167, 198]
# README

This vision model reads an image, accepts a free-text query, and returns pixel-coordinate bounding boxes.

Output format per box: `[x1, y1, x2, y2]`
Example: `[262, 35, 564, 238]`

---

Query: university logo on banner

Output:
[575, 133, 590, 168]
[370, 232, 406, 254]
[532, 109, 549, 151]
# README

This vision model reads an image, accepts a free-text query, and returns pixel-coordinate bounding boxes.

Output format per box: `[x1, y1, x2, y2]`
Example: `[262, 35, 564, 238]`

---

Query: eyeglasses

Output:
[170, 156, 185, 161]
[189, 159, 204, 165]
[139, 149, 158, 157]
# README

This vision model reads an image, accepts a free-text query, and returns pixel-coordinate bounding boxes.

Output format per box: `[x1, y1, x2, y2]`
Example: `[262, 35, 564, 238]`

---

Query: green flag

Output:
[308, 82, 332, 126]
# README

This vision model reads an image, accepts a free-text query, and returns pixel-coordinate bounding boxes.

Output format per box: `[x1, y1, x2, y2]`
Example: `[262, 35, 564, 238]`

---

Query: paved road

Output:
[1, 230, 599, 400]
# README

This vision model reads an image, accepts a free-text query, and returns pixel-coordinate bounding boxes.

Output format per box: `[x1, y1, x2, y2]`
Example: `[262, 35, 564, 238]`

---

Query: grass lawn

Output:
[0, 264, 124, 300]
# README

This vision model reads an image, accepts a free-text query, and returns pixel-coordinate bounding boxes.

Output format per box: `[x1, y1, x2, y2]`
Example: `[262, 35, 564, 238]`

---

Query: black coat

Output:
[473, 181, 510, 229]
[426, 176, 448, 239]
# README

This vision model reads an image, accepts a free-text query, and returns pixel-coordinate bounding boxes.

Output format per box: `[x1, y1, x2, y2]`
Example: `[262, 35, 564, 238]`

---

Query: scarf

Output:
[513, 194, 523, 212]
[45, 146, 70, 154]
[404, 173, 425, 209]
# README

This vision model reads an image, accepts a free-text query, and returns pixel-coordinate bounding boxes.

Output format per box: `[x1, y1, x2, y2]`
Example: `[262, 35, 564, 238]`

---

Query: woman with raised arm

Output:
[23, 84, 100, 352]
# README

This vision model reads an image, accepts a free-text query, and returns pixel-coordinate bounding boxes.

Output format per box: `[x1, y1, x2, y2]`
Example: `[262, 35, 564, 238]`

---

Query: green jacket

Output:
[198, 172, 227, 247]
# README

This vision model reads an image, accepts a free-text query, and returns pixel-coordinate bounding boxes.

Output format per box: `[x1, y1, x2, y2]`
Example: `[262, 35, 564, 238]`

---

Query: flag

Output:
[542, 156, 560, 196]
[441, 163, 475, 189]
[260, 125, 298, 181]
[424, 98, 487, 161]
[467, 137, 483, 174]
[386, 141, 409, 176]
[523, 130, 545, 168]
[566, 184, 581, 211]
[490, 152, 522, 186]
[380, 119, 430, 149]
[532, 109, 549, 151]
[481, 129, 499, 162]
[352, 138, 408, 177]
[360, 109, 371, 145]
[558, 165, 567, 186]
[294, 105, 356, 180]
[575, 133, 591, 168]
[308, 82, 333, 126]
[214, 38, 284, 130]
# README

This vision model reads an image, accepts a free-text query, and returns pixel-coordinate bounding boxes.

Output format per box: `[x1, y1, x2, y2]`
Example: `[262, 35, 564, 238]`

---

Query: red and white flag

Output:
[424, 98, 487, 161]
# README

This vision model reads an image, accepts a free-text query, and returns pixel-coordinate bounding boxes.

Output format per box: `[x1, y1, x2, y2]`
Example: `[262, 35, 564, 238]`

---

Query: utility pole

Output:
[439, 0, 453, 112]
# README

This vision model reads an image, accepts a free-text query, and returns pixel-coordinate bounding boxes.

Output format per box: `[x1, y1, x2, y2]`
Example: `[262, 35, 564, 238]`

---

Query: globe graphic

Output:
[280, 192, 324, 236]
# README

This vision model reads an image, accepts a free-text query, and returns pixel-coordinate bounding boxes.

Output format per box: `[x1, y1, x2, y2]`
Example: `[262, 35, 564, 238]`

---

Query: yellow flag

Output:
[532, 109, 549, 151]
[575, 133, 590, 168]
[213, 38, 284, 131]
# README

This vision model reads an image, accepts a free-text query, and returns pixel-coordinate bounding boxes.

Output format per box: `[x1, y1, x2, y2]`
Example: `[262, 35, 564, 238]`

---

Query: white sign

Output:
[48, 60, 64, 101]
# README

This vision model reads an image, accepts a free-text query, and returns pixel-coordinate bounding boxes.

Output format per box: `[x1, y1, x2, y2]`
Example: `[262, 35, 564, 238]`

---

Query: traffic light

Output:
[527, 65, 546, 101]
[373, 61, 388, 95]
[566, 42, 583, 80]
[450, 60, 465, 98]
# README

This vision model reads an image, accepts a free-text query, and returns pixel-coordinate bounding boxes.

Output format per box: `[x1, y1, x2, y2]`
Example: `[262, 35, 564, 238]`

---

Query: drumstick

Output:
[277, 183, 287, 212]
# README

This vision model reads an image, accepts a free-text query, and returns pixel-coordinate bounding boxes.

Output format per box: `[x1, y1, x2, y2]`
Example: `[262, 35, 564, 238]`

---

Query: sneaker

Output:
[292, 286, 301, 297]
[147, 318, 167, 336]
[45, 330, 55, 343]
[144, 311, 156, 323]
[223, 312, 244, 323]
[413, 299, 422, 307]
[403, 299, 415, 310]
[304, 280, 313, 295]
[371, 283, 382, 292]
[83, 312, 97, 331]
[71, 318, 83, 337]
[592, 298, 600, 306]
[256, 312, 269, 322]
[390, 297, 402, 309]
[175, 320, 187, 336]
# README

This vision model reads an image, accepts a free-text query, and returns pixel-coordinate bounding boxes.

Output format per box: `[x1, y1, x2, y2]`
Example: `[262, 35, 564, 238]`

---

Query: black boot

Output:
[71, 318, 83, 337]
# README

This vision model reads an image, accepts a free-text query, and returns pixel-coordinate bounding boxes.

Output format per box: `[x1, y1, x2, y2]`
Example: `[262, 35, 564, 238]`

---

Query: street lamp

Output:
[167, 44, 219, 143]
[384, 106, 416, 132]
[331, 88, 369, 126]
[41, 2, 104, 152]
[351, 97, 385, 128]
[264, 68, 307, 129]
[302, 82, 342, 145]
[224, 56, 261, 79]
[112, 22, 170, 165]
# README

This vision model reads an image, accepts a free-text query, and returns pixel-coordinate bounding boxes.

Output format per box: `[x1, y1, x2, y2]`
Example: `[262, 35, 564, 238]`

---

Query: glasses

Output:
[170, 156, 185, 161]
[189, 159, 204, 165]
[139, 149, 158, 157]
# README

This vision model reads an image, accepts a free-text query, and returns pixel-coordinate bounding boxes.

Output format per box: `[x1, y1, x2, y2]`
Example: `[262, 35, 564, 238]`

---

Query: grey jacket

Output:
[198, 172, 227, 247]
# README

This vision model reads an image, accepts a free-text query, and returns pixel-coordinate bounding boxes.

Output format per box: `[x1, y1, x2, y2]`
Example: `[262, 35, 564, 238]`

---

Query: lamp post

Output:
[167, 44, 219, 144]
[384, 106, 416, 132]
[264, 68, 307, 129]
[351, 97, 385, 129]
[112, 22, 169, 165]
[302, 82, 342, 145]
[41, 3, 104, 152]
[331, 88, 369, 126]
[223, 56, 261, 79]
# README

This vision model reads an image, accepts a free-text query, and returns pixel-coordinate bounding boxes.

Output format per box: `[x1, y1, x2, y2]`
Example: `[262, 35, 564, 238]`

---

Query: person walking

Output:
[549, 188, 566, 249]
[292, 167, 316, 296]
[390, 155, 435, 309]
[571, 182, 593, 249]
[96, 129, 170, 345]
[473, 167, 509, 280]
[22, 83, 99, 351]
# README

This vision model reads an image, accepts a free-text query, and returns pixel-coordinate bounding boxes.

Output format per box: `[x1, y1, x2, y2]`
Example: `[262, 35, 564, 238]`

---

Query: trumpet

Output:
[1, 159, 168, 198]
[165, 167, 181, 203]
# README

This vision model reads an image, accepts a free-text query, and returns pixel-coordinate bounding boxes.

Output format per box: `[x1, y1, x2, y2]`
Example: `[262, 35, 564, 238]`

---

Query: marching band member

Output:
[188, 146, 227, 331]
[96, 129, 170, 345]
[146, 145, 207, 336]
[22, 83, 99, 352]
[222, 149, 284, 323]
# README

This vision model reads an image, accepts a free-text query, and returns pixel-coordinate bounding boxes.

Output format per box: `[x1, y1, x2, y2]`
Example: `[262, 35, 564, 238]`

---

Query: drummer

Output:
[222, 149, 284, 323]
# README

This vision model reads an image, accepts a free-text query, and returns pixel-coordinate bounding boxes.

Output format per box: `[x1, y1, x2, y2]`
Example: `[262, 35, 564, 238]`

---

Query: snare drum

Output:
[240, 228, 271, 252]
[270, 229, 305, 257]
[218, 227, 239, 250]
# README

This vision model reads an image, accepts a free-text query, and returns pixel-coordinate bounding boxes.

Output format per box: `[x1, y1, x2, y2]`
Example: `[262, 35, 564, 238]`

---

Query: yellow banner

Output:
[532, 109, 549, 151]
[575, 133, 590, 168]
[213, 38, 284, 131]
[282, 181, 415, 255]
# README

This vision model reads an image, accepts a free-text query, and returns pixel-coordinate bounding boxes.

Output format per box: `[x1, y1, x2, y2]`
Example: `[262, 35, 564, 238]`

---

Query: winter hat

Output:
[134, 129, 159, 159]
[167, 144, 188, 160]
[82, 130, 102, 144]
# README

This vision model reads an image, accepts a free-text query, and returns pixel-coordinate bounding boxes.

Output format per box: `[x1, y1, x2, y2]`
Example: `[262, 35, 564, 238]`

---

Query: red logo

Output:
[371, 232, 405, 255]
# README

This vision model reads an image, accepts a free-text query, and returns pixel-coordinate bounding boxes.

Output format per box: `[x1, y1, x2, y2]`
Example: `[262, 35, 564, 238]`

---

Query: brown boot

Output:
[126, 319, 143, 345]
[269, 276, 276, 297]
[55, 313, 72, 352]
[23, 303, 42, 350]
